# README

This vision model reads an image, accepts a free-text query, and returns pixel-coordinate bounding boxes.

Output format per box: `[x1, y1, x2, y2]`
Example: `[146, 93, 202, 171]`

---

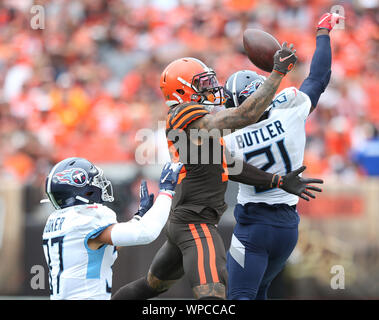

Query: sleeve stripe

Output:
[171, 105, 203, 123]
[170, 105, 206, 128]
[158, 191, 174, 199]
[166, 113, 173, 129]
[173, 109, 209, 130]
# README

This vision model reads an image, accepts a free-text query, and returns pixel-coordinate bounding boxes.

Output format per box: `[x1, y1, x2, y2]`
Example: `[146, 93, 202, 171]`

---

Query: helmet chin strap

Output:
[202, 99, 214, 105]
[192, 91, 225, 106]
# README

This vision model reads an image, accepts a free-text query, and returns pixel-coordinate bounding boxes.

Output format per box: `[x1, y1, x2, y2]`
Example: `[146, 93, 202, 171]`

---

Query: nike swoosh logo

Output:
[279, 53, 294, 62]
[161, 172, 170, 183]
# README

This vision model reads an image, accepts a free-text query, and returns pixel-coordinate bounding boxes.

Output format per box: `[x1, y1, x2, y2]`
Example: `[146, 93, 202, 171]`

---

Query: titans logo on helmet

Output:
[54, 168, 88, 187]
[239, 80, 263, 98]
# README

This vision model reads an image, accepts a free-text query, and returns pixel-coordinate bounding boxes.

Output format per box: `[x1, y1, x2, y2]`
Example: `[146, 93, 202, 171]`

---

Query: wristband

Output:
[278, 176, 284, 188]
[271, 174, 282, 188]
[273, 69, 285, 76]
[158, 190, 175, 199]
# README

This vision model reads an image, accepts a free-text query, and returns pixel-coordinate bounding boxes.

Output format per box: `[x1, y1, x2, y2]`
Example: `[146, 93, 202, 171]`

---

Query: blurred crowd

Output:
[0, 0, 378, 188]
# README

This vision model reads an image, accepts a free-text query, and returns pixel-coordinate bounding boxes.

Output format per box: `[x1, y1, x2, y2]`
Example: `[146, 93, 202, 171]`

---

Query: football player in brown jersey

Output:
[112, 47, 323, 300]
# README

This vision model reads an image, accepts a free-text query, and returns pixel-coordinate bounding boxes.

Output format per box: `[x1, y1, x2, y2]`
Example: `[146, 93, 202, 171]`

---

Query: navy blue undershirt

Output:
[299, 34, 332, 108]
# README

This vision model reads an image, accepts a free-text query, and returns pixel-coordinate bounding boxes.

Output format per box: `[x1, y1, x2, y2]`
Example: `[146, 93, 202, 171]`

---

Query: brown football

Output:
[243, 29, 281, 73]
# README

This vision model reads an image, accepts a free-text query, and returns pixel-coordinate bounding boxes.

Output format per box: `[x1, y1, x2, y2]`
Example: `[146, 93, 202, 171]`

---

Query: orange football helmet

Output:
[160, 57, 224, 107]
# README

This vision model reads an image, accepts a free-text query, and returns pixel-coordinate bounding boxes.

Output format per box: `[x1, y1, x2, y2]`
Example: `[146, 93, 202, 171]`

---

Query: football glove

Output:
[317, 12, 345, 32]
[136, 180, 154, 218]
[272, 166, 323, 201]
[158, 162, 184, 196]
[273, 42, 297, 76]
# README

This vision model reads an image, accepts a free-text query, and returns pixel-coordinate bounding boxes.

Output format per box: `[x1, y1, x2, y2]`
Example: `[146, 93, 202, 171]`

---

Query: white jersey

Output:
[42, 204, 118, 300]
[224, 87, 311, 206]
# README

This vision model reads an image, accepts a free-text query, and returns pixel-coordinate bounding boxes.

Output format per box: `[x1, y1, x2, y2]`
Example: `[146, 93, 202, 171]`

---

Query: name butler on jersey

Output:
[224, 86, 311, 207]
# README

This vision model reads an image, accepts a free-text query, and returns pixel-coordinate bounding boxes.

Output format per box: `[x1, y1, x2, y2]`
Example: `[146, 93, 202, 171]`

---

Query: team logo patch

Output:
[54, 168, 88, 187]
[239, 80, 263, 98]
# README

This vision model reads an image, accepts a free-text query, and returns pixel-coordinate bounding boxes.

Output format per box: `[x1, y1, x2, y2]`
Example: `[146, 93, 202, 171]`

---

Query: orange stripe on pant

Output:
[200, 223, 220, 283]
[188, 224, 206, 285]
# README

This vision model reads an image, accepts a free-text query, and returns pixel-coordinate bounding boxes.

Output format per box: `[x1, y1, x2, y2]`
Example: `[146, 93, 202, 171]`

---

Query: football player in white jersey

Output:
[42, 157, 183, 300]
[223, 13, 344, 300]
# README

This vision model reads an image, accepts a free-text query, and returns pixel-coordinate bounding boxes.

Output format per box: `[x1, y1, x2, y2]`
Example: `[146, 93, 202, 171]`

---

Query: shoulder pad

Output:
[271, 87, 302, 110]
[166, 102, 209, 131]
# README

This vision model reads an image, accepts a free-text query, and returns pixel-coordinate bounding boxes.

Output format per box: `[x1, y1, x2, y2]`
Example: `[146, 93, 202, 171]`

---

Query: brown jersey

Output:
[166, 102, 228, 225]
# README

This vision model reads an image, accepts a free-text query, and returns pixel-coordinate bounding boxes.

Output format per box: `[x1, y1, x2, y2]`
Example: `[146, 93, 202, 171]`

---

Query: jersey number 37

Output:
[42, 236, 64, 295]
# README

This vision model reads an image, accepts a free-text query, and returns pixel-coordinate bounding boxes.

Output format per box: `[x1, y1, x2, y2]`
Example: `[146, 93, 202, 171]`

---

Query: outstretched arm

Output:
[228, 158, 274, 188]
[88, 162, 183, 249]
[225, 148, 323, 201]
[189, 43, 298, 134]
[198, 72, 283, 132]
[300, 13, 344, 114]
[102, 192, 173, 246]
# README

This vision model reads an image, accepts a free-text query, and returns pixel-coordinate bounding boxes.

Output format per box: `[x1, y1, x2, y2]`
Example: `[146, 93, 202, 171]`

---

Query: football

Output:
[243, 28, 281, 73]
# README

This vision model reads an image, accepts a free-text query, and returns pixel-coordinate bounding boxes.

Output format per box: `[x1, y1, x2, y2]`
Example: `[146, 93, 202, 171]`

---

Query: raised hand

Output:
[273, 42, 298, 76]
[136, 180, 155, 218]
[317, 12, 345, 32]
